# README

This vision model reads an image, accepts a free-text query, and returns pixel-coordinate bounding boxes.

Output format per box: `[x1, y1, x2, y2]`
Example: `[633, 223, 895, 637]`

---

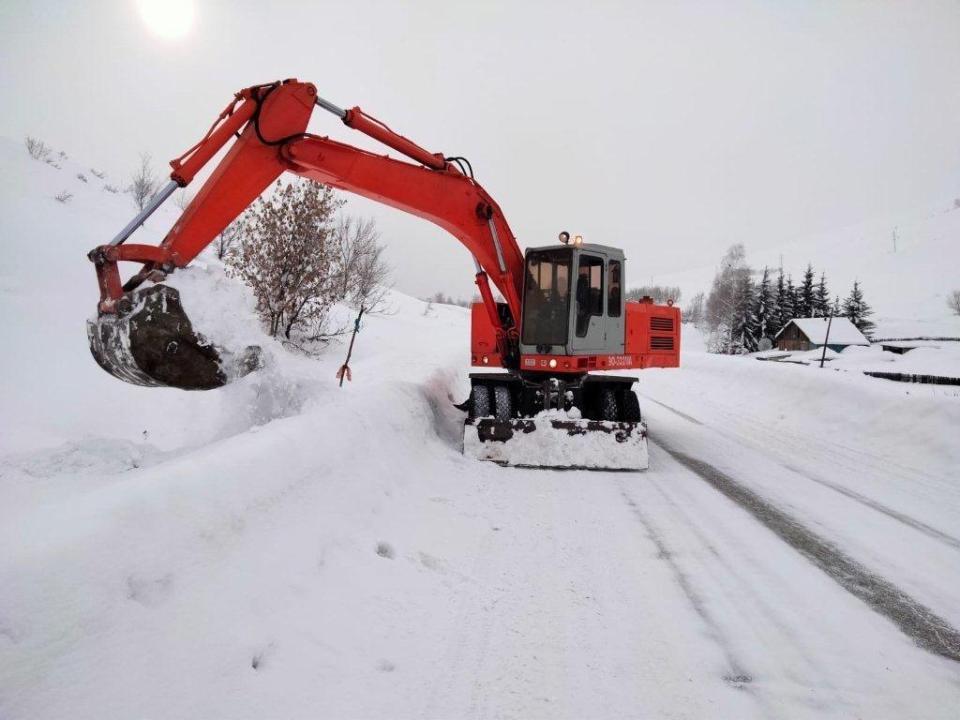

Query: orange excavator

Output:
[87, 79, 680, 470]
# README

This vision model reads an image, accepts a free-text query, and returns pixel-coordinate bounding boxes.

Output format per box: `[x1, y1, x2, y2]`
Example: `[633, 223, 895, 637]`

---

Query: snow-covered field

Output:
[2, 138, 960, 718]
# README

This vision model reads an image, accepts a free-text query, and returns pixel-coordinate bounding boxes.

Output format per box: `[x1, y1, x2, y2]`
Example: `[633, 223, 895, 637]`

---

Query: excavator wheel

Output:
[599, 388, 618, 421]
[87, 284, 261, 390]
[493, 385, 513, 422]
[621, 390, 642, 423]
[470, 385, 491, 418]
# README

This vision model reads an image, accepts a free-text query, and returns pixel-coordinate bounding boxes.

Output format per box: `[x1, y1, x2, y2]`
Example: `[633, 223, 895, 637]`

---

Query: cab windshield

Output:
[522, 249, 571, 346]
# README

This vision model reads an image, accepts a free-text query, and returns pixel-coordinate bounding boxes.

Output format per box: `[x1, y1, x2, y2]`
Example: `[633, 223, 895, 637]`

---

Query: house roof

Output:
[775, 317, 870, 345]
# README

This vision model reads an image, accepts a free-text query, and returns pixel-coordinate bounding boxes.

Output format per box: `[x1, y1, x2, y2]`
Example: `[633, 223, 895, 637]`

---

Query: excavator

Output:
[87, 79, 680, 471]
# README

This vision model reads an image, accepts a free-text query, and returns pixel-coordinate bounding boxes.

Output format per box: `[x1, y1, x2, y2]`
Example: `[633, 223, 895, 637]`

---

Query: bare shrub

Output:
[948, 290, 960, 316]
[227, 180, 343, 339]
[425, 292, 469, 307]
[25, 137, 51, 161]
[54, 191, 73, 203]
[331, 216, 391, 312]
[103, 184, 120, 194]
[127, 153, 160, 211]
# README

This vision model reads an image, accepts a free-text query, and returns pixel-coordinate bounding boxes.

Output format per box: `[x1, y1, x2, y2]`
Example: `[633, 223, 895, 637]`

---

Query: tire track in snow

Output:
[642, 394, 960, 551]
[640, 473, 842, 687]
[779, 462, 960, 550]
[649, 437, 960, 663]
[617, 489, 756, 691]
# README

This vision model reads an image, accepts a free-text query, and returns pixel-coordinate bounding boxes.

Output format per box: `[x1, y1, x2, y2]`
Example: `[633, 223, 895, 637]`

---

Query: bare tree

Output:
[683, 291, 705, 327]
[127, 153, 160, 211]
[227, 179, 343, 339]
[174, 190, 193, 210]
[330, 216, 391, 312]
[213, 221, 242, 261]
[626, 285, 682, 304]
[705, 243, 752, 353]
[947, 289, 960, 316]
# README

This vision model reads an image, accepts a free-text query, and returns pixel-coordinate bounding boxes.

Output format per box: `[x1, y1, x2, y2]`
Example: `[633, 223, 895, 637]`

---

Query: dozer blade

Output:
[87, 284, 261, 390]
[463, 417, 648, 471]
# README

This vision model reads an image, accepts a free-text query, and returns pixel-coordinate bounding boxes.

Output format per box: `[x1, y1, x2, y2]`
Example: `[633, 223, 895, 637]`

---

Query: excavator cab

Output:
[519, 243, 626, 358]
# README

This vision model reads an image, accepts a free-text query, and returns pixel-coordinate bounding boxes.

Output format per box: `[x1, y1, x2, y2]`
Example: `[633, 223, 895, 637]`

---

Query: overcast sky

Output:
[2, 1, 958, 299]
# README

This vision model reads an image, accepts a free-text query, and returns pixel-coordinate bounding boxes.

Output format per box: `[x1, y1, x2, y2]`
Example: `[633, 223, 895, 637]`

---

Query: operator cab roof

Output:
[525, 243, 622, 256]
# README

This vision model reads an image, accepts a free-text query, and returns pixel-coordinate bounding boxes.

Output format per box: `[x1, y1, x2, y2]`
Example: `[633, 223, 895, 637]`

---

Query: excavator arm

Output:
[88, 79, 525, 389]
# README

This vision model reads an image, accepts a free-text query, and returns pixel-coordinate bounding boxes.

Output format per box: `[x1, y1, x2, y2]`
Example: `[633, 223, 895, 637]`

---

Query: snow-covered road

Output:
[3, 350, 959, 718]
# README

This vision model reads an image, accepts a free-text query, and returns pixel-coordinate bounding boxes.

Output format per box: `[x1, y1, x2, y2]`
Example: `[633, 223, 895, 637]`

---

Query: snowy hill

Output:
[647, 202, 960, 338]
[3, 137, 960, 719]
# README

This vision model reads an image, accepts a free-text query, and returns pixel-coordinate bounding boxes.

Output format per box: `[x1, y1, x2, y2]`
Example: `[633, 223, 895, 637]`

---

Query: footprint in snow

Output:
[376, 541, 395, 559]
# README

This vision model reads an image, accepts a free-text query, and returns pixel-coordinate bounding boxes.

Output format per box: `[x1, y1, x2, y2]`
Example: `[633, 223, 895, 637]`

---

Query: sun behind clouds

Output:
[136, 0, 195, 40]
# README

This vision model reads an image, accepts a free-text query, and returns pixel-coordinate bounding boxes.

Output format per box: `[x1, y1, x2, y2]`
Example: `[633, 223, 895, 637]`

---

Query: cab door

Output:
[605, 258, 625, 353]
[569, 253, 606, 353]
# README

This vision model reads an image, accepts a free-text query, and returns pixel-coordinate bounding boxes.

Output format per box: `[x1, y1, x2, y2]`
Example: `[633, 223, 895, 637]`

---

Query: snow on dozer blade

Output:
[463, 417, 649, 471]
[87, 284, 261, 390]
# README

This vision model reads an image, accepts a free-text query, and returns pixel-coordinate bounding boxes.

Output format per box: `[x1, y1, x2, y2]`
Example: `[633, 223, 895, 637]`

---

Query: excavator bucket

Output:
[87, 284, 261, 390]
[462, 416, 649, 471]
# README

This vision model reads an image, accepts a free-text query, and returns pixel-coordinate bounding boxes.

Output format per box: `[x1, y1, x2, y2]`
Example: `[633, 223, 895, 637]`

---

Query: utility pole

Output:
[819, 313, 834, 369]
[892, 227, 898, 253]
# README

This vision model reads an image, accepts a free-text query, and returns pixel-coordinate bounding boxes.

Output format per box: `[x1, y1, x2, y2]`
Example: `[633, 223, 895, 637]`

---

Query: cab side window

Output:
[575, 255, 604, 337]
[608, 260, 622, 317]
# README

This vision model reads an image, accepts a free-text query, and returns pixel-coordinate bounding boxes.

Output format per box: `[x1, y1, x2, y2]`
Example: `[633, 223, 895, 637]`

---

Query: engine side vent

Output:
[650, 316, 674, 332]
[650, 336, 674, 350]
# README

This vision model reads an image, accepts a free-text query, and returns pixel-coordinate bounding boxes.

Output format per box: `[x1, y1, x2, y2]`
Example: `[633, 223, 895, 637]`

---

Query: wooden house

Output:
[775, 318, 869, 352]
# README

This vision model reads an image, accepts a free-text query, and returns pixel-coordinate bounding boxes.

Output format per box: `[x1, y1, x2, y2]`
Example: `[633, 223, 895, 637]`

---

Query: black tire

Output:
[471, 385, 491, 418]
[493, 385, 512, 422]
[599, 387, 618, 421]
[621, 389, 641, 422]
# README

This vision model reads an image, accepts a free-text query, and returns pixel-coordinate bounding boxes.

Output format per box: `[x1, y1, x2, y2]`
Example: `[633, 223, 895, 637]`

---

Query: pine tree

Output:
[841, 281, 875, 338]
[782, 274, 797, 324]
[814, 272, 830, 318]
[771, 268, 787, 338]
[731, 273, 759, 353]
[753, 266, 776, 343]
[798, 263, 815, 317]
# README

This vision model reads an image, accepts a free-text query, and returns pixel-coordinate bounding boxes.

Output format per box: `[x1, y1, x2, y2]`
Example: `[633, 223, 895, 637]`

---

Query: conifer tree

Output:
[772, 269, 789, 337]
[841, 281, 875, 338]
[731, 274, 759, 353]
[753, 266, 776, 342]
[782, 274, 797, 324]
[814, 271, 830, 317]
[798, 263, 816, 317]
